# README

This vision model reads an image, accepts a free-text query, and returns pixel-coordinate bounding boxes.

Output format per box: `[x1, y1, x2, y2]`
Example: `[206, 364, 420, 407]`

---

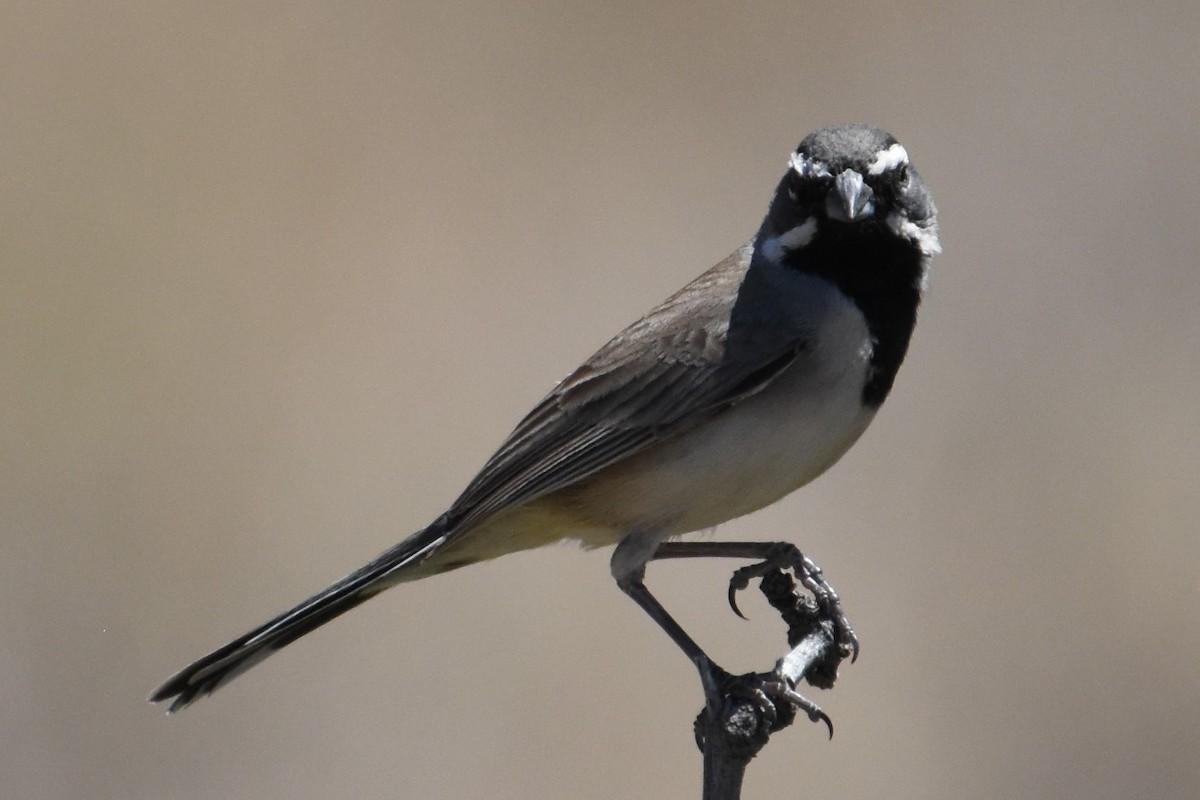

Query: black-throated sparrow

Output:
[152, 124, 940, 714]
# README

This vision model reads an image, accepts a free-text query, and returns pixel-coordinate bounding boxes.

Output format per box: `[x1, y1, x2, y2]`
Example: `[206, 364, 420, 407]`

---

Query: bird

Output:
[151, 124, 940, 714]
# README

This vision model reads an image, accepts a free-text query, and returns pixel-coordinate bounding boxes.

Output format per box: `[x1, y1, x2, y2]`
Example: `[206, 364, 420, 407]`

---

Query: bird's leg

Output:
[616, 567, 824, 731]
[651, 540, 858, 662]
[613, 538, 836, 737]
[616, 566, 711, 666]
[611, 533, 737, 719]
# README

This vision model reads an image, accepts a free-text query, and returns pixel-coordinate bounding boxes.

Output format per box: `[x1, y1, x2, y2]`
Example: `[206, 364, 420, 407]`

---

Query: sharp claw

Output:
[817, 710, 834, 739]
[837, 622, 861, 663]
[727, 583, 748, 620]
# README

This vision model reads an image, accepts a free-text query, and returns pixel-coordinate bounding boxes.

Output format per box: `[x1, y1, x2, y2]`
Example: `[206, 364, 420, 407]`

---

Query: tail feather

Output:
[150, 522, 448, 713]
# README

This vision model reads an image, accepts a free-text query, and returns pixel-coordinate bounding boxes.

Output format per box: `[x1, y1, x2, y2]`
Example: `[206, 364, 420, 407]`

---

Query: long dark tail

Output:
[150, 521, 450, 713]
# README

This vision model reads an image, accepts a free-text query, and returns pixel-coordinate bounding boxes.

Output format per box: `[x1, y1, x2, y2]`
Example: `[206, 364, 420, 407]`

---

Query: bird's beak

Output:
[826, 169, 875, 222]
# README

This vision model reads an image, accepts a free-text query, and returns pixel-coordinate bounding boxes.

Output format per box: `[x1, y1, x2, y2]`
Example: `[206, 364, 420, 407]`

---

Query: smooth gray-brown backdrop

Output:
[4, 2, 1198, 798]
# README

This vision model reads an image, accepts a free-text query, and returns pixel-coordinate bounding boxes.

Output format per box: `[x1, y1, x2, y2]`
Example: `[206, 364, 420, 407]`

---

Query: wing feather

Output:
[442, 245, 808, 534]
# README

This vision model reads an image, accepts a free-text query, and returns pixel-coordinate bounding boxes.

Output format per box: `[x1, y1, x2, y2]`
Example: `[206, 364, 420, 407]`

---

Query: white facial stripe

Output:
[886, 211, 942, 258]
[789, 152, 831, 179]
[762, 217, 819, 262]
[867, 143, 909, 175]
[778, 217, 818, 250]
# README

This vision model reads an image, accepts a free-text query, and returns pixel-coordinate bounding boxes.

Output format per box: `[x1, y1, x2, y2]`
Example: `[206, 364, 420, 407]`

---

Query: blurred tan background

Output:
[4, 2, 1199, 798]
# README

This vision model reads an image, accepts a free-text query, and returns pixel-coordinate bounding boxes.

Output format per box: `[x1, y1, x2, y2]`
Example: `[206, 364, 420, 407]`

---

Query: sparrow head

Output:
[760, 124, 940, 264]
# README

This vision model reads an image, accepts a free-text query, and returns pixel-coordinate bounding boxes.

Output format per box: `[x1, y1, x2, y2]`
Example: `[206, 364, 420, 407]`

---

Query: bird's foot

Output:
[726, 543, 859, 663]
[692, 657, 831, 754]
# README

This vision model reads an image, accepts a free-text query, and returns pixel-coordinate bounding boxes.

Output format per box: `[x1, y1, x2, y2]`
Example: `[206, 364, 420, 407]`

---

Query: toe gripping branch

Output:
[691, 545, 857, 799]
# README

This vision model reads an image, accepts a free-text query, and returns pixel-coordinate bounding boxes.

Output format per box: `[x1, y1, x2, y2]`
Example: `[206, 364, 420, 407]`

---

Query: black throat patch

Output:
[785, 224, 925, 407]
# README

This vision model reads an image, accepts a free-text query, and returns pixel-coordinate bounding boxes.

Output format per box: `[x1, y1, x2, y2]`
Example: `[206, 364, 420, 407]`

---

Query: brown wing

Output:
[440, 246, 808, 534]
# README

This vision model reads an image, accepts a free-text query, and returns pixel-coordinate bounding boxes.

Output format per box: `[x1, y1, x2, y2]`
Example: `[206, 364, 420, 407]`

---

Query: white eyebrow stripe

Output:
[761, 217, 819, 262]
[867, 143, 909, 175]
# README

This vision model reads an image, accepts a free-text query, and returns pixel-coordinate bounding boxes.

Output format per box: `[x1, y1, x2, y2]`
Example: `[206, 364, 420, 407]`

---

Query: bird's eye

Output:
[895, 164, 910, 185]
